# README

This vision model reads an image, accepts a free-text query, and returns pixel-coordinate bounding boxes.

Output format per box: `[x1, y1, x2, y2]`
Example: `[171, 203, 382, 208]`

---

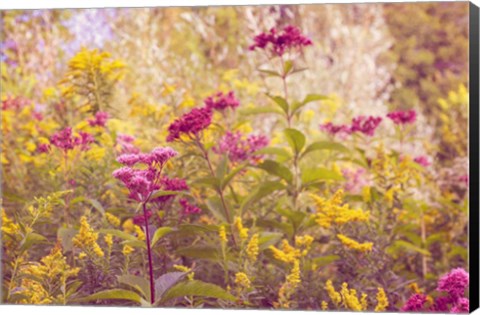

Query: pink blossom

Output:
[414, 156, 431, 167]
[437, 268, 469, 300]
[116, 134, 140, 154]
[37, 143, 51, 153]
[133, 209, 152, 226]
[88, 111, 109, 127]
[179, 198, 201, 215]
[401, 293, 427, 311]
[213, 131, 269, 164]
[249, 25, 313, 57]
[387, 110, 417, 125]
[50, 127, 94, 152]
[166, 106, 213, 142]
[319, 122, 352, 137]
[450, 298, 469, 313]
[350, 116, 382, 137]
[1, 96, 30, 111]
[204, 91, 239, 111]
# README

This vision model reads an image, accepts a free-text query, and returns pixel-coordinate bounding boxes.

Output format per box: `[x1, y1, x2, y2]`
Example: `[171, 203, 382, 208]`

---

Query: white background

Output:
[0, 0, 479, 315]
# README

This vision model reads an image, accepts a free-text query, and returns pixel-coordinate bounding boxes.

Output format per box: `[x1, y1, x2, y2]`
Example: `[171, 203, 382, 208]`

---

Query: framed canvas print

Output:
[1, 0, 479, 313]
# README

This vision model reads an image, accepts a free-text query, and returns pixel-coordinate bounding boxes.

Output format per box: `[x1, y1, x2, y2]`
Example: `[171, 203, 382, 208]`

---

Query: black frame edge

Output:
[470, 1, 480, 313]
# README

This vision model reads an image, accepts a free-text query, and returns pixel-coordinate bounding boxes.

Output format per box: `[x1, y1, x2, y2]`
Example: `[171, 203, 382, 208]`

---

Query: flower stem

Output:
[143, 202, 155, 304]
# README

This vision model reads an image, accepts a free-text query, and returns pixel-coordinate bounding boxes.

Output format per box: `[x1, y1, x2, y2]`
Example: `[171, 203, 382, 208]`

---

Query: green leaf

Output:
[301, 168, 344, 184]
[258, 232, 284, 250]
[310, 255, 340, 268]
[160, 280, 236, 303]
[239, 106, 283, 116]
[291, 94, 329, 115]
[206, 197, 227, 222]
[85, 198, 105, 215]
[216, 155, 228, 180]
[241, 181, 285, 214]
[175, 246, 220, 261]
[20, 232, 48, 253]
[117, 275, 150, 300]
[192, 177, 221, 190]
[267, 94, 289, 115]
[284, 60, 293, 75]
[99, 229, 138, 241]
[57, 227, 78, 252]
[301, 141, 349, 158]
[154, 272, 187, 302]
[150, 227, 174, 247]
[75, 289, 143, 304]
[221, 162, 248, 190]
[176, 224, 219, 234]
[149, 190, 181, 200]
[258, 68, 282, 77]
[391, 240, 431, 256]
[284, 128, 306, 154]
[255, 147, 292, 159]
[277, 208, 306, 231]
[257, 160, 293, 183]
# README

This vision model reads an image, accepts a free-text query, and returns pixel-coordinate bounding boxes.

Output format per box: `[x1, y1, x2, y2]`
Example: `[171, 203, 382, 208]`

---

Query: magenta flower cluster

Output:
[213, 131, 269, 164]
[167, 106, 213, 142]
[414, 155, 431, 167]
[116, 134, 140, 155]
[50, 127, 94, 152]
[113, 147, 179, 203]
[401, 268, 469, 313]
[88, 111, 109, 127]
[204, 91, 239, 111]
[179, 198, 201, 215]
[249, 25, 313, 57]
[387, 110, 417, 125]
[320, 115, 382, 137]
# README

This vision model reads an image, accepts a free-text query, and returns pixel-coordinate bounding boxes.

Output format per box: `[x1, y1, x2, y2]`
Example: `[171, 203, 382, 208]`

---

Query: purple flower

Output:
[401, 293, 427, 312]
[150, 147, 178, 165]
[319, 122, 352, 137]
[387, 110, 417, 125]
[213, 131, 269, 164]
[166, 106, 213, 142]
[414, 156, 431, 167]
[249, 25, 313, 57]
[116, 134, 140, 155]
[437, 268, 469, 301]
[117, 154, 141, 166]
[342, 168, 368, 193]
[117, 147, 177, 168]
[204, 91, 240, 111]
[350, 116, 383, 137]
[153, 177, 189, 204]
[88, 111, 109, 127]
[37, 143, 51, 154]
[179, 198, 201, 215]
[450, 298, 469, 313]
[50, 127, 75, 151]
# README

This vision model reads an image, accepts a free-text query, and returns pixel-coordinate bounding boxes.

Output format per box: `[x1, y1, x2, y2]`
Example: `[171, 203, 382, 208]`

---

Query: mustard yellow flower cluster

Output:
[277, 260, 301, 308]
[310, 189, 369, 228]
[375, 287, 389, 311]
[246, 233, 259, 262]
[269, 240, 301, 264]
[16, 246, 80, 305]
[105, 213, 121, 227]
[173, 264, 195, 280]
[122, 244, 134, 256]
[234, 216, 249, 240]
[295, 235, 314, 256]
[325, 281, 369, 311]
[73, 216, 104, 258]
[234, 272, 251, 290]
[1, 208, 20, 236]
[336, 234, 373, 253]
[219, 225, 228, 243]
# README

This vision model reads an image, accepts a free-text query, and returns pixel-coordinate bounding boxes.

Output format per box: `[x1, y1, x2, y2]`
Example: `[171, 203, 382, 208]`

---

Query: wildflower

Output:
[336, 234, 373, 253]
[340, 283, 363, 311]
[134, 225, 145, 240]
[269, 240, 301, 264]
[213, 131, 269, 164]
[122, 244, 134, 256]
[319, 122, 352, 137]
[437, 268, 469, 300]
[234, 216, 249, 240]
[246, 233, 259, 262]
[414, 155, 431, 167]
[326, 280, 342, 307]
[277, 259, 301, 308]
[450, 297, 469, 313]
[105, 213, 121, 227]
[204, 91, 240, 111]
[88, 111, 109, 127]
[179, 198, 201, 215]
[78, 252, 87, 259]
[321, 301, 328, 310]
[37, 143, 51, 153]
[174, 264, 195, 280]
[350, 115, 382, 137]
[286, 260, 301, 285]
[166, 106, 213, 142]
[235, 272, 251, 290]
[218, 225, 228, 243]
[116, 134, 140, 154]
[375, 287, 389, 311]
[104, 234, 113, 249]
[73, 216, 104, 258]
[249, 25, 313, 57]
[50, 127, 94, 152]
[295, 235, 314, 256]
[401, 293, 427, 311]
[122, 218, 135, 233]
[361, 293, 368, 310]
[387, 110, 417, 125]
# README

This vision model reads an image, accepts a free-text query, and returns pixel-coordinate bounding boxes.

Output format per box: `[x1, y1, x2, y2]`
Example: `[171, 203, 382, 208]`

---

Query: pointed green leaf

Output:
[75, 289, 143, 304]
[284, 128, 306, 154]
[257, 160, 293, 183]
[154, 272, 187, 302]
[117, 275, 150, 300]
[160, 280, 236, 303]
[267, 94, 289, 115]
[151, 227, 174, 247]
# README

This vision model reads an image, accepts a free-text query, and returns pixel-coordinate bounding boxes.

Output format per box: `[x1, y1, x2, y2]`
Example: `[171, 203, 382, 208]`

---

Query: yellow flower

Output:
[122, 244, 134, 256]
[295, 235, 314, 256]
[246, 233, 259, 262]
[286, 260, 301, 285]
[104, 234, 113, 249]
[321, 301, 328, 310]
[361, 293, 368, 310]
[122, 218, 135, 233]
[219, 225, 228, 243]
[375, 287, 389, 311]
[173, 264, 194, 280]
[234, 216, 249, 240]
[134, 225, 145, 241]
[269, 240, 301, 264]
[234, 272, 251, 290]
[340, 283, 362, 311]
[337, 234, 373, 253]
[106, 213, 121, 227]
[326, 280, 342, 306]
[73, 216, 104, 258]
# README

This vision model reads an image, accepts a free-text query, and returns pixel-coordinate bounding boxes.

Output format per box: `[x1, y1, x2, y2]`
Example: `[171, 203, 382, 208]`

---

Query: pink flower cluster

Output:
[167, 106, 213, 142]
[402, 268, 469, 313]
[249, 25, 313, 57]
[2, 96, 30, 111]
[320, 116, 383, 138]
[49, 127, 94, 152]
[116, 134, 140, 155]
[213, 131, 269, 164]
[204, 91, 239, 111]
[414, 155, 431, 167]
[387, 110, 417, 125]
[179, 198, 201, 215]
[88, 111, 109, 127]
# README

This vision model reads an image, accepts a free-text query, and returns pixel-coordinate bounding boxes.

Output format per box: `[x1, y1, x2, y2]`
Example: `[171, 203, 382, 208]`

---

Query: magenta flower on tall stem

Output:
[249, 25, 312, 57]
[88, 111, 109, 127]
[204, 91, 240, 112]
[350, 115, 383, 137]
[113, 146, 178, 304]
[166, 106, 213, 142]
[319, 122, 353, 138]
[213, 131, 269, 164]
[387, 109, 417, 125]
